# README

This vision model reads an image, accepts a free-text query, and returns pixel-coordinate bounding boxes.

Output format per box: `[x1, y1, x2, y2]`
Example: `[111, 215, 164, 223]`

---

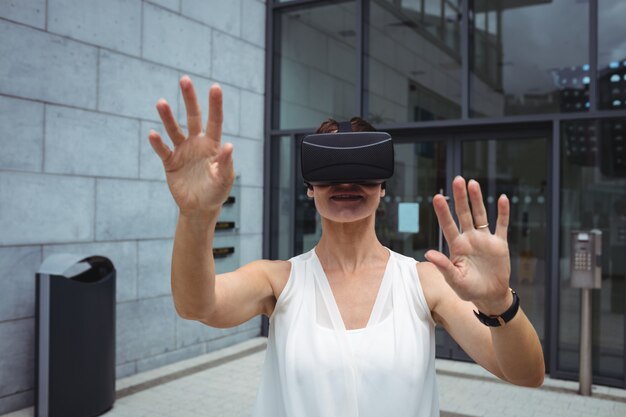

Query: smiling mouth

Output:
[330, 194, 363, 201]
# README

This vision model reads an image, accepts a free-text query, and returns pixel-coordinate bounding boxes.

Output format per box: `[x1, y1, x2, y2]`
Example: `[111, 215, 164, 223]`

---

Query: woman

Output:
[149, 76, 545, 417]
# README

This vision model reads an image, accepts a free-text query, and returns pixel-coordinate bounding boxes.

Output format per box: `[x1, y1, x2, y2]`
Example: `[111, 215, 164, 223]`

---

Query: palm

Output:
[164, 135, 224, 211]
[148, 77, 234, 216]
[427, 177, 511, 310]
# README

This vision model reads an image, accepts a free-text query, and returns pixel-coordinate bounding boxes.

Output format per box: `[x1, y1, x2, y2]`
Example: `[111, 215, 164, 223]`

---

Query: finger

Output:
[156, 99, 185, 146]
[467, 179, 489, 232]
[148, 130, 173, 162]
[424, 250, 458, 282]
[214, 143, 235, 192]
[206, 84, 223, 146]
[215, 142, 233, 165]
[432, 194, 460, 244]
[495, 194, 510, 240]
[180, 75, 203, 137]
[452, 176, 474, 232]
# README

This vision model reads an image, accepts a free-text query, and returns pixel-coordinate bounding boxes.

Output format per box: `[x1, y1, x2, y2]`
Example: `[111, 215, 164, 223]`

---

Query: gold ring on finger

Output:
[475, 223, 489, 229]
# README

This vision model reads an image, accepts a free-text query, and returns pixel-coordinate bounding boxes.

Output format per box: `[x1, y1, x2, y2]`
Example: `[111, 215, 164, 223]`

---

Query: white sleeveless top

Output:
[252, 247, 439, 417]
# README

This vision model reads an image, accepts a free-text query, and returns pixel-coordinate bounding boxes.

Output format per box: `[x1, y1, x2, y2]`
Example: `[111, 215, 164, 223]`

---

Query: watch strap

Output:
[473, 289, 520, 327]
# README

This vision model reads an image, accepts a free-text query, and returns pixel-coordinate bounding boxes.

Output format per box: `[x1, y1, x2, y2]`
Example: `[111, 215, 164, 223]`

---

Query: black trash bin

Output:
[36, 254, 116, 417]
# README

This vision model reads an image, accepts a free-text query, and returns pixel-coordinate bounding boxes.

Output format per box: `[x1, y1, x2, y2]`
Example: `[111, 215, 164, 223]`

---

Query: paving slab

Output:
[3, 337, 625, 417]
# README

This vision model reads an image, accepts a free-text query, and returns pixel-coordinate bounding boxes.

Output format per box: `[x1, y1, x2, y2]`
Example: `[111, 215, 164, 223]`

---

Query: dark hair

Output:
[309, 117, 385, 190]
[315, 117, 377, 134]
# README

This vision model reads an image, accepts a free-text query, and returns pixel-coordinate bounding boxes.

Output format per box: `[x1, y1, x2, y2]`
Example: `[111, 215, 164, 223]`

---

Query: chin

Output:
[321, 210, 373, 224]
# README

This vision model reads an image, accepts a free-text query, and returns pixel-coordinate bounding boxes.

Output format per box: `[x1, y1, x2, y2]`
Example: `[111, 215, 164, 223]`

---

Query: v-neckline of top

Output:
[312, 246, 393, 333]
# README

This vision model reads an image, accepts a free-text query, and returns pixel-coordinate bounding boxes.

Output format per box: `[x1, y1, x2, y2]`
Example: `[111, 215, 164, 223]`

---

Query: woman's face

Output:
[307, 183, 385, 223]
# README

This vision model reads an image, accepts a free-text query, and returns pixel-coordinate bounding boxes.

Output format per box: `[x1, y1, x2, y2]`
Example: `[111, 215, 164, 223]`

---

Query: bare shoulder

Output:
[249, 259, 292, 318]
[246, 259, 292, 299]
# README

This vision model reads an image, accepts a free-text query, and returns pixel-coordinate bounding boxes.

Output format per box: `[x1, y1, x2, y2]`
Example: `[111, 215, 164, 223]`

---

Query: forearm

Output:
[489, 308, 545, 387]
[171, 209, 221, 319]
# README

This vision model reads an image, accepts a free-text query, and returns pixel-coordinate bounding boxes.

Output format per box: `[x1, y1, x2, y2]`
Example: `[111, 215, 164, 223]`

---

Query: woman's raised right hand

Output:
[149, 76, 235, 218]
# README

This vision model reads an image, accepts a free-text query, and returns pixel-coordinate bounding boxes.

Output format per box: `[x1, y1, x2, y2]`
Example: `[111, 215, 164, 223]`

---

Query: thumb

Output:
[214, 142, 234, 167]
[424, 250, 457, 281]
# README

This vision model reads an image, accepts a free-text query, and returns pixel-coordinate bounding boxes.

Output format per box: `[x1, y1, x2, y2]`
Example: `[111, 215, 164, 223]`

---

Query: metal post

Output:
[579, 288, 592, 396]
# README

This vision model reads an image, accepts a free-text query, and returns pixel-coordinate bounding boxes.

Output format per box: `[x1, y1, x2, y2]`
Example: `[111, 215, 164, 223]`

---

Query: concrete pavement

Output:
[3, 337, 625, 417]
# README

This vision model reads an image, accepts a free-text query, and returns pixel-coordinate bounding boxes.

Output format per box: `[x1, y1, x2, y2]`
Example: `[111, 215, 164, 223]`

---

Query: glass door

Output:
[457, 133, 550, 362]
[375, 140, 447, 258]
[381, 130, 551, 362]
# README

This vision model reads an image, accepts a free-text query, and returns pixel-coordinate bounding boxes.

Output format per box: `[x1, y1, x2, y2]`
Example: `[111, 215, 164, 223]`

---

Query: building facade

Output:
[0, 0, 265, 414]
[264, 0, 626, 389]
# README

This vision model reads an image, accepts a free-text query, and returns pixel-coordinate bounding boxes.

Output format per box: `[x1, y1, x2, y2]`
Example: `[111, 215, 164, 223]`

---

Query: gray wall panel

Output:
[0, 0, 45, 28]
[0, 319, 35, 397]
[148, 0, 181, 12]
[0, 246, 41, 321]
[98, 50, 180, 121]
[116, 297, 177, 364]
[137, 239, 174, 299]
[240, 90, 264, 140]
[0, 390, 34, 416]
[47, 0, 142, 56]
[139, 121, 168, 181]
[181, 0, 241, 37]
[0, 172, 95, 245]
[44, 106, 140, 178]
[239, 186, 264, 234]
[143, 3, 212, 77]
[95, 179, 177, 240]
[241, 0, 266, 48]
[0, 96, 44, 172]
[0, 20, 98, 109]
[226, 135, 264, 187]
[212, 32, 265, 94]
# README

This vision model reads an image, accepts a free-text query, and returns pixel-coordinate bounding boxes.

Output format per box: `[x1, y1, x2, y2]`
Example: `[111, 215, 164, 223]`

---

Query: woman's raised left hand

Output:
[425, 176, 513, 316]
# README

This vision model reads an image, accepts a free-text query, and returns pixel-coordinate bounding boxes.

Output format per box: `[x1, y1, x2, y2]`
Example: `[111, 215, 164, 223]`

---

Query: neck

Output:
[315, 214, 387, 273]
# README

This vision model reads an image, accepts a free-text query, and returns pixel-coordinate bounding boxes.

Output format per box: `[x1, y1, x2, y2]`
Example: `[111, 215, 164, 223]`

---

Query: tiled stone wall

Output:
[0, 0, 266, 413]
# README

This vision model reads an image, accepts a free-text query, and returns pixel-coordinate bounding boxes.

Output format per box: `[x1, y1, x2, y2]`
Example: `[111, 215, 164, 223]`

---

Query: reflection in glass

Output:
[274, 2, 357, 129]
[270, 136, 295, 260]
[294, 135, 322, 255]
[462, 138, 548, 346]
[471, 0, 589, 117]
[375, 141, 447, 257]
[598, 0, 626, 110]
[559, 119, 625, 383]
[366, 0, 462, 123]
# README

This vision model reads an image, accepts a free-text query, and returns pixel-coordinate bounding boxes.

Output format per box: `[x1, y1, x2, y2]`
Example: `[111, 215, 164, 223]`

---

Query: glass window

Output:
[462, 136, 548, 346]
[270, 134, 323, 259]
[274, 2, 357, 129]
[471, 0, 589, 117]
[294, 134, 322, 254]
[559, 119, 625, 382]
[366, 0, 462, 123]
[598, 0, 626, 110]
[375, 139, 447, 257]
[270, 136, 295, 260]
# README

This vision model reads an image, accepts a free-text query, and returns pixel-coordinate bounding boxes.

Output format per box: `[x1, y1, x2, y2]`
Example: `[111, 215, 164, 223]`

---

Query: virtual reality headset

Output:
[301, 122, 395, 186]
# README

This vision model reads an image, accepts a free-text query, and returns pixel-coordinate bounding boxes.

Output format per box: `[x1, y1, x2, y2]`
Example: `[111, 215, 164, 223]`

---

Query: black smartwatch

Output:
[473, 289, 520, 327]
